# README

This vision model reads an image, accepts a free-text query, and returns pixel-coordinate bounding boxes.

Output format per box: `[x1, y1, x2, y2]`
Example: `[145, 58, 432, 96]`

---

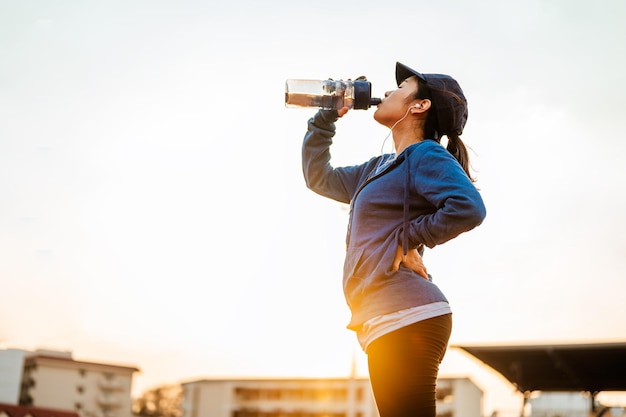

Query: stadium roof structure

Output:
[454, 341, 626, 394]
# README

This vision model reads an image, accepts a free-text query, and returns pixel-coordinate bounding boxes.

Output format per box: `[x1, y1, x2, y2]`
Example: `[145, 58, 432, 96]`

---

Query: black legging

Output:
[366, 314, 453, 417]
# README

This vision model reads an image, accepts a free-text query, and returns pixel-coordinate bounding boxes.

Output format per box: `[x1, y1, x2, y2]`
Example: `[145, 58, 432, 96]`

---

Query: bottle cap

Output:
[353, 80, 375, 110]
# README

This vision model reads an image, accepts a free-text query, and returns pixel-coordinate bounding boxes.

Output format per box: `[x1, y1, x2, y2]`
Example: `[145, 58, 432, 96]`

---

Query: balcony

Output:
[98, 378, 124, 391]
[96, 394, 123, 408]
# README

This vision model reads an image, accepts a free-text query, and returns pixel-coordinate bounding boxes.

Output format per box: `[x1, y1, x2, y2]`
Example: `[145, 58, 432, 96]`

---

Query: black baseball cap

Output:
[395, 61, 468, 138]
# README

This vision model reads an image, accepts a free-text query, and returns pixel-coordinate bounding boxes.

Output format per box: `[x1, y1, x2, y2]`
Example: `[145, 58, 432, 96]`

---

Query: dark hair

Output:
[415, 78, 475, 182]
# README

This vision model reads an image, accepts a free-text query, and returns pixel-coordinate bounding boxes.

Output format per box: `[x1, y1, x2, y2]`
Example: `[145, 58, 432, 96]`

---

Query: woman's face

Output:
[373, 76, 419, 128]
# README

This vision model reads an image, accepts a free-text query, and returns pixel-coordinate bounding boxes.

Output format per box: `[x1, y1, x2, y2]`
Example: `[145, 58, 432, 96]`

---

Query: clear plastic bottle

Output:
[285, 79, 381, 110]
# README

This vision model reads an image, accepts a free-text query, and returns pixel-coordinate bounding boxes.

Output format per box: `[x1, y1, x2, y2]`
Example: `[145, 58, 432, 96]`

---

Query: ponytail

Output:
[446, 133, 475, 182]
[414, 77, 475, 182]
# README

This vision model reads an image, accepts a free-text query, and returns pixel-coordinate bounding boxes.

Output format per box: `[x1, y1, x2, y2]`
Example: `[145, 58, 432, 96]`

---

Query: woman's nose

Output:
[384, 91, 392, 97]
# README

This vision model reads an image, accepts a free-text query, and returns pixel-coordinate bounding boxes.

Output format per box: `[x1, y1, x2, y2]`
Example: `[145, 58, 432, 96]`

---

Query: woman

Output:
[301, 62, 486, 417]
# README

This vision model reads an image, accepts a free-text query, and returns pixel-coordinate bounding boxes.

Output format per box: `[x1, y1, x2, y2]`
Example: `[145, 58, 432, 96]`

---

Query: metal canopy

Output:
[454, 342, 626, 393]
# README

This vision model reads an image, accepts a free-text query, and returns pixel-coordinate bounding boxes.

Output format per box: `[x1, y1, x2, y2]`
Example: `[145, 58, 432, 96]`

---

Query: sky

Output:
[1, 0, 625, 414]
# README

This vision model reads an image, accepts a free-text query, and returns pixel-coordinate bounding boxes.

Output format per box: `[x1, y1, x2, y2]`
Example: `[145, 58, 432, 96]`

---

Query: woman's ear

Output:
[410, 99, 431, 113]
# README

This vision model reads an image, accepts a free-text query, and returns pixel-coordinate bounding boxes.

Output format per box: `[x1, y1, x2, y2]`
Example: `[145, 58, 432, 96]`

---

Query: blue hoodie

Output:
[302, 110, 486, 330]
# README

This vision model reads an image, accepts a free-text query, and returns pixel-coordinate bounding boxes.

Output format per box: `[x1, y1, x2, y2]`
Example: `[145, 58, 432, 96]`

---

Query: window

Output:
[355, 388, 363, 401]
[436, 387, 453, 403]
[20, 393, 33, 406]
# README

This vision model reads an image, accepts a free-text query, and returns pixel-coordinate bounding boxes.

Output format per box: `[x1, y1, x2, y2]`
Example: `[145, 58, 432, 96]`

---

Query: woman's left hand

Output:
[392, 245, 429, 280]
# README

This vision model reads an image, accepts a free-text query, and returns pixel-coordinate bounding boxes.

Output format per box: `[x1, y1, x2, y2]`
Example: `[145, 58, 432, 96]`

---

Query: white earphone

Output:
[411, 103, 422, 109]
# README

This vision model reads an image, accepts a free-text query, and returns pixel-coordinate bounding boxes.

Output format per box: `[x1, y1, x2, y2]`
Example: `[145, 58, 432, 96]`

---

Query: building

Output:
[0, 349, 28, 404]
[181, 376, 482, 417]
[436, 378, 483, 417]
[19, 350, 138, 417]
[527, 392, 626, 417]
[527, 392, 590, 417]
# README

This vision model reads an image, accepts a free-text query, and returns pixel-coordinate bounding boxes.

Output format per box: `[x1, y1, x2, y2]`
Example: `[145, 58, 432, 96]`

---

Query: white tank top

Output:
[356, 301, 452, 352]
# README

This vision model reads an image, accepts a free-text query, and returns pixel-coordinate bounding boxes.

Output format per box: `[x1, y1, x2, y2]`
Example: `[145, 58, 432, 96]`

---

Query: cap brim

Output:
[396, 62, 426, 86]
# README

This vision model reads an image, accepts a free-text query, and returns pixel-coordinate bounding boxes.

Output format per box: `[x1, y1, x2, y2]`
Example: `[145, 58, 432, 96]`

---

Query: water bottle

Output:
[285, 78, 381, 110]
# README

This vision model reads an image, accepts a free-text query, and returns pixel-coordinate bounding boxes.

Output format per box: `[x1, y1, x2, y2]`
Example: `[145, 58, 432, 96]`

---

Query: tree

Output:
[132, 384, 182, 417]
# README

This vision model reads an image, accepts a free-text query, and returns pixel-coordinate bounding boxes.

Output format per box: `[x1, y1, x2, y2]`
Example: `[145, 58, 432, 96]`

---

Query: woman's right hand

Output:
[392, 245, 428, 280]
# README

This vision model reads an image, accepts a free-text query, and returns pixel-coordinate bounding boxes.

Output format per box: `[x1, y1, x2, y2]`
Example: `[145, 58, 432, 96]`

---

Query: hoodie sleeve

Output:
[405, 143, 486, 249]
[301, 110, 375, 204]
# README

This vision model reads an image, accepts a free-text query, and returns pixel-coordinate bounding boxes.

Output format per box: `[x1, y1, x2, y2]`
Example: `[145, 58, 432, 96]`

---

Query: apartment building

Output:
[181, 376, 482, 417]
[435, 378, 483, 417]
[19, 350, 138, 417]
[0, 349, 27, 404]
